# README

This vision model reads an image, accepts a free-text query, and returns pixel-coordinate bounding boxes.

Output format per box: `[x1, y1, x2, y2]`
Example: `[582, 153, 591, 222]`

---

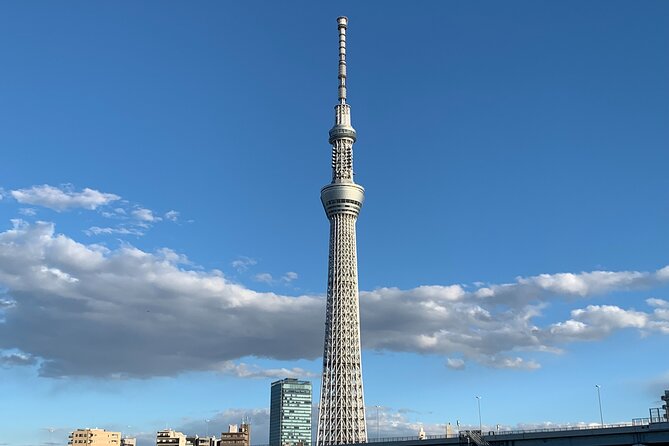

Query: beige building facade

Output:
[156, 429, 218, 446]
[186, 436, 217, 446]
[157, 429, 187, 446]
[220, 423, 250, 446]
[69, 429, 121, 446]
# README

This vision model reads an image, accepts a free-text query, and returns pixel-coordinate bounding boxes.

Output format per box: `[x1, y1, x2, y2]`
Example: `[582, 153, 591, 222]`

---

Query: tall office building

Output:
[270, 378, 313, 446]
[69, 428, 121, 446]
[316, 16, 368, 446]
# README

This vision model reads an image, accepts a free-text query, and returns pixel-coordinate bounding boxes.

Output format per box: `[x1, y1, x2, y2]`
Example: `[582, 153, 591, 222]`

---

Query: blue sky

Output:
[1, 1, 668, 445]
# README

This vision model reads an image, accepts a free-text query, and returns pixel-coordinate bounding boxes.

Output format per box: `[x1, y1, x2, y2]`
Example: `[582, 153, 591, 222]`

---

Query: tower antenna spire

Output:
[337, 16, 348, 104]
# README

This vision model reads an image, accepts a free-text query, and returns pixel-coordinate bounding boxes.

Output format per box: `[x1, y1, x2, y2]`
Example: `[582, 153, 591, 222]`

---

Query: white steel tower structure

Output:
[316, 16, 368, 446]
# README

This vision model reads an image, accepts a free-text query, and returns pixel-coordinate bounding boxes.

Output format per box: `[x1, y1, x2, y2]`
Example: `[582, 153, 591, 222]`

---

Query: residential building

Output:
[121, 439, 137, 446]
[220, 423, 250, 446]
[156, 429, 187, 446]
[270, 378, 312, 446]
[186, 436, 216, 446]
[69, 429, 121, 446]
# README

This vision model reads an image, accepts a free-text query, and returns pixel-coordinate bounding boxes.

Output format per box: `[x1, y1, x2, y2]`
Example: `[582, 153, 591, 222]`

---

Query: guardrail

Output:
[495, 420, 652, 436]
[250, 419, 663, 446]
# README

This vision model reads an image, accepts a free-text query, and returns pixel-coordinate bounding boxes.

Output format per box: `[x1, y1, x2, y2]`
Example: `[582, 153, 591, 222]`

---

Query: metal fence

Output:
[250, 419, 664, 446]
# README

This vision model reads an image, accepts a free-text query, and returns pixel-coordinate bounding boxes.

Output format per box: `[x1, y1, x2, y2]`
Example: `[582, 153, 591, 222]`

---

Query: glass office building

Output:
[269, 379, 312, 446]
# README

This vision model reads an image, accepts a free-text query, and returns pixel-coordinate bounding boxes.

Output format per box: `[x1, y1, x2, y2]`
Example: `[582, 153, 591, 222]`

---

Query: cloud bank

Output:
[11, 185, 120, 211]
[6, 184, 181, 240]
[0, 220, 667, 378]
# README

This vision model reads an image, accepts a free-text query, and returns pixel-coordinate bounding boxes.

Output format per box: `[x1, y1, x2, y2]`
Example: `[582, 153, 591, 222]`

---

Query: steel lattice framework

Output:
[316, 16, 368, 446]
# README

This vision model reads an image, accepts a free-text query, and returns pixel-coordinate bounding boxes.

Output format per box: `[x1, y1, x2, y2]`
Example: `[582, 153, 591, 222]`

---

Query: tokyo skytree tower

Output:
[316, 16, 368, 446]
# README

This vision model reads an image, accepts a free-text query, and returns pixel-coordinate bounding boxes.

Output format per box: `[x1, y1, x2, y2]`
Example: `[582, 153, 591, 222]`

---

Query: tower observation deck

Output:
[316, 16, 368, 446]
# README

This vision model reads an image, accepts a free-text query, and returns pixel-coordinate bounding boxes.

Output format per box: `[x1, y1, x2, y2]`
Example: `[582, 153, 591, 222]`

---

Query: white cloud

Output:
[573, 305, 647, 328]
[473, 269, 662, 307]
[547, 305, 649, 342]
[359, 266, 669, 365]
[87, 204, 167, 237]
[446, 358, 465, 370]
[131, 207, 160, 222]
[11, 185, 120, 211]
[0, 219, 668, 378]
[0, 351, 36, 367]
[653, 310, 669, 322]
[215, 361, 317, 379]
[172, 408, 271, 444]
[254, 273, 274, 284]
[232, 256, 257, 272]
[164, 210, 180, 221]
[282, 272, 298, 283]
[0, 220, 323, 377]
[357, 406, 494, 439]
[366, 408, 611, 439]
[18, 208, 36, 216]
[253, 271, 297, 285]
[484, 356, 541, 370]
[647, 298, 669, 308]
[647, 319, 669, 334]
[85, 226, 145, 237]
[40, 266, 79, 284]
[156, 248, 191, 266]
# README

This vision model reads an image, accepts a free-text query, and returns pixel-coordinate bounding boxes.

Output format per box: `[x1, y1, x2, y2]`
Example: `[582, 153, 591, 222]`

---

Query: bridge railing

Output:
[496, 420, 651, 436]
[251, 420, 660, 446]
[366, 434, 459, 443]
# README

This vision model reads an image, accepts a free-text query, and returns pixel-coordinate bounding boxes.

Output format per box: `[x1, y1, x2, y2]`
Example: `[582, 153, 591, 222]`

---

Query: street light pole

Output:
[595, 385, 604, 427]
[476, 396, 482, 432]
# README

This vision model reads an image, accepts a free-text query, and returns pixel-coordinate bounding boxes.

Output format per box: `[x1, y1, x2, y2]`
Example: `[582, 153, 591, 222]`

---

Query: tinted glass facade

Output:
[269, 379, 312, 446]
